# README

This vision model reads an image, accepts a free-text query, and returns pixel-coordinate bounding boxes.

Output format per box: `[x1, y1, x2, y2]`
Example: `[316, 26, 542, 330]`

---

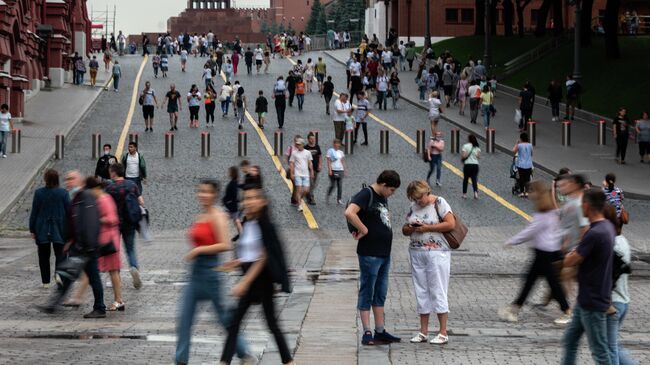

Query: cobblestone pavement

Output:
[0, 53, 649, 364]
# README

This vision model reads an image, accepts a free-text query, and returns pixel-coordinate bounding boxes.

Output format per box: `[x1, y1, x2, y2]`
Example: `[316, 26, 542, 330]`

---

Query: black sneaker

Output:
[374, 330, 401, 343]
[83, 309, 107, 319]
[361, 330, 375, 345]
[35, 304, 56, 314]
[174, 126, 178, 131]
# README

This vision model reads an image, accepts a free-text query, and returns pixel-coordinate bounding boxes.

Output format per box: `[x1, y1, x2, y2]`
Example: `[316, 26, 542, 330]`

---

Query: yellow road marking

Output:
[115, 56, 149, 158]
[217, 70, 319, 229]
[286, 56, 531, 222]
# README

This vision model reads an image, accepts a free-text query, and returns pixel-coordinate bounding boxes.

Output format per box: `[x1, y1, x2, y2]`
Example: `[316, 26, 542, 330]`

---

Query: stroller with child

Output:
[510, 155, 530, 195]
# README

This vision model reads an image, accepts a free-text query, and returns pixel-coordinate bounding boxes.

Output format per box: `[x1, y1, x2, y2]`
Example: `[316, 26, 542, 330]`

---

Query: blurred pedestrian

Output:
[513, 132, 533, 198]
[427, 131, 445, 186]
[304, 132, 322, 205]
[29, 169, 69, 288]
[326, 139, 346, 204]
[636, 111, 650, 163]
[0, 103, 12, 158]
[461, 134, 481, 199]
[255, 90, 268, 129]
[613, 107, 631, 164]
[602, 173, 625, 220]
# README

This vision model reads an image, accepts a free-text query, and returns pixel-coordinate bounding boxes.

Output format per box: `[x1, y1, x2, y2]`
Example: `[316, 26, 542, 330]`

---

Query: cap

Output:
[295, 138, 306, 145]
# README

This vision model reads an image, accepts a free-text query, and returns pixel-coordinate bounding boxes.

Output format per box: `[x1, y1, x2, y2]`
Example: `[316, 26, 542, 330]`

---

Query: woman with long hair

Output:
[220, 187, 293, 365]
[204, 84, 217, 126]
[498, 180, 571, 324]
[461, 134, 481, 199]
[187, 84, 202, 128]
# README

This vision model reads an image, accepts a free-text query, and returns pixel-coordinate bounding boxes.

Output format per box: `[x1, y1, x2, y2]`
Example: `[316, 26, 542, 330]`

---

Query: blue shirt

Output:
[516, 143, 533, 169]
[576, 220, 615, 312]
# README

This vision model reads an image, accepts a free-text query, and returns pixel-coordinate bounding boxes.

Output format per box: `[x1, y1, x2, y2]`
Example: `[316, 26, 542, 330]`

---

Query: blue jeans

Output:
[419, 85, 427, 100]
[296, 94, 304, 110]
[562, 304, 612, 365]
[357, 255, 391, 311]
[113, 75, 120, 90]
[0, 131, 8, 155]
[76, 72, 85, 85]
[221, 97, 231, 115]
[121, 227, 138, 269]
[125, 176, 142, 193]
[481, 104, 491, 128]
[607, 302, 638, 365]
[427, 154, 442, 182]
[176, 255, 249, 363]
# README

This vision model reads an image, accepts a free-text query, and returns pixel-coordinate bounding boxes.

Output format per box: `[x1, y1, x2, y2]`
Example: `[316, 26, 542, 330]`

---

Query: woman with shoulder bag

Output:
[461, 134, 481, 199]
[402, 181, 456, 345]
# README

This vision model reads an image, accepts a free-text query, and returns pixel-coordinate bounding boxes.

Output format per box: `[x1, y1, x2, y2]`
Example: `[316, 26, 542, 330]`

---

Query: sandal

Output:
[108, 301, 125, 312]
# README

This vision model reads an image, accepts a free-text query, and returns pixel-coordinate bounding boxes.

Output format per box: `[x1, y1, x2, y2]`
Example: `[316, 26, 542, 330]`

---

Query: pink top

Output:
[96, 193, 121, 273]
[428, 139, 445, 155]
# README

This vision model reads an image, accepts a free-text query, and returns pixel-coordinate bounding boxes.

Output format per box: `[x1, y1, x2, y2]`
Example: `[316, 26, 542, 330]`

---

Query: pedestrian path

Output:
[325, 49, 650, 199]
[0, 69, 112, 217]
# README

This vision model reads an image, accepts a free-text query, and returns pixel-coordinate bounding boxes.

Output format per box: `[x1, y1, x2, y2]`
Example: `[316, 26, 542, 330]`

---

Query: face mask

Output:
[104, 150, 110, 155]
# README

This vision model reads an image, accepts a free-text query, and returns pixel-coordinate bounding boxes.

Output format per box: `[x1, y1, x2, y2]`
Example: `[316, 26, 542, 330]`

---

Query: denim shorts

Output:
[357, 255, 391, 310]
[294, 175, 310, 187]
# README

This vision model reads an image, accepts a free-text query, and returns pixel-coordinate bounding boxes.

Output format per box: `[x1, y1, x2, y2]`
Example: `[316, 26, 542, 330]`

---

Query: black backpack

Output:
[346, 184, 374, 233]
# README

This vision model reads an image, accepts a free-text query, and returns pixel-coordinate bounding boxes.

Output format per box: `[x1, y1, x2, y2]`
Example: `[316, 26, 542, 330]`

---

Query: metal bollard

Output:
[380, 129, 389, 154]
[450, 129, 460, 154]
[562, 121, 571, 146]
[597, 120, 606, 146]
[201, 132, 211, 157]
[55, 134, 64, 159]
[11, 129, 20, 153]
[92, 133, 102, 159]
[165, 132, 174, 158]
[238, 132, 247, 157]
[344, 129, 354, 155]
[310, 130, 319, 146]
[129, 133, 139, 145]
[416, 129, 426, 154]
[486, 128, 495, 154]
[527, 121, 537, 146]
[274, 130, 283, 156]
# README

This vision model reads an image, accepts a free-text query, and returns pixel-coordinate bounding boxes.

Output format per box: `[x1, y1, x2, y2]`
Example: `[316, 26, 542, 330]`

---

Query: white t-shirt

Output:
[203, 68, 212, 80]
[399, 44, 406, 57]
[349, 62, 361, 76]
[376, 76, 388, 91]
[468, 84, 481, 99]
[428, 97, 442, 117]
[239, 220, 264, 263]
[125, 152, 140, 178]
[327, 148, 345, 171]
[0, 112, 11, 132]
[255, 48, 263, 60]
[612, 235, 631, 304]
[188, 91, 202, 107]
[406, 197, 452, 250]
[334, 99, 351, 121]
[290, 149, 313, 177]
[382, 51, 393, 63]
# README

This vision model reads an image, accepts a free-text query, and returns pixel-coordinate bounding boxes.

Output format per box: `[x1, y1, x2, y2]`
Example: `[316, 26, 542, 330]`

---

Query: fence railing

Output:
[502, 34, 571, 75]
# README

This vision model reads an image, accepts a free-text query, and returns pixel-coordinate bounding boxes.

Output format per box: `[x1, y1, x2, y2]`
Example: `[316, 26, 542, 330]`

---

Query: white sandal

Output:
[429, 333, 448, 345]
[409, 332, 428, 343]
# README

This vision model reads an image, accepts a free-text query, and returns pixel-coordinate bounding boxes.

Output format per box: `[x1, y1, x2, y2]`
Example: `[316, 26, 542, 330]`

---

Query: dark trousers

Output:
[324, 94, 333, 114]
[327, 170, 344, 200]
[520, 108, 532, 130]
[616, 134, 629, 162]
[221, 267, 292, 364]
[246, 62, 252, 74]
[50, 254, 105, 312]
[550, 100, 560, 118]
[288, 89, 295, 107]
[516, 167, 532, 194]
[296, 94, 305, 111]
[515, 249, 569, 312]
[205, 103, 215, 124]
[275, 99, 286, 128]
[354, 121, 368, 143]
[469, 98, 480, 123]
[376, 91, 387, 110]
[462, 164, 479, 194]
[333, 120, 345, 141]
[125, 176, 143, 193]
[37, 243, 64, 284]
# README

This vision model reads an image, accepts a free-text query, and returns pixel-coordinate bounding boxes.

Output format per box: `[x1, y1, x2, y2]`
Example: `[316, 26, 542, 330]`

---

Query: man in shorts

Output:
[254, 45, 264, 73]
[161, 84, 182, 131]
[315, 57, 327, 93]
[289, 138, 314, 212]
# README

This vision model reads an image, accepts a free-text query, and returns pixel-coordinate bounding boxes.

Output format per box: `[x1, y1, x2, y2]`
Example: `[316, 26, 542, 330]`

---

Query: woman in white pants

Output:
[402, 180, 456, 345]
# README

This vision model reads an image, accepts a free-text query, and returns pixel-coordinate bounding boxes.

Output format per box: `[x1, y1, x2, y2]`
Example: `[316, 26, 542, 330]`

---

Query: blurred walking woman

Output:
[176, 180, 253, 365]
[29, 169, 70, 287]
[220, 187, 293, 365]
[402, 181, 455, 345]
[461, 134, 481, 199]
[498, 180, 571, 324]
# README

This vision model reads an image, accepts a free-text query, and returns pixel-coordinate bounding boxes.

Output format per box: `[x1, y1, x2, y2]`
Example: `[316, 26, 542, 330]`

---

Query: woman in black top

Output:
[547, 80, 563, 122]
[613, 107, 630, 164]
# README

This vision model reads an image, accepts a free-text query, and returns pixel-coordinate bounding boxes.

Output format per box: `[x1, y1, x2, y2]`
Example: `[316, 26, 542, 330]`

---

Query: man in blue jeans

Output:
[106, 163, 145, 290]
[561, 188, 616, 365]
[345, 170, 401, 346]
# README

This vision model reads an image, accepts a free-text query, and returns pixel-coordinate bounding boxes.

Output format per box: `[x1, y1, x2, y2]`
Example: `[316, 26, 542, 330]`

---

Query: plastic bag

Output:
[514, 109, 522, 125]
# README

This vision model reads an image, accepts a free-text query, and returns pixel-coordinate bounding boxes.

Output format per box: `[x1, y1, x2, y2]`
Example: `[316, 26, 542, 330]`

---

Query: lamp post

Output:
[406, 0, 412, 42]
[424, 0, 431, 49]
[571, 0, 582, 80]
[383, 0, 390, 46]
[483, 0, 492, 67]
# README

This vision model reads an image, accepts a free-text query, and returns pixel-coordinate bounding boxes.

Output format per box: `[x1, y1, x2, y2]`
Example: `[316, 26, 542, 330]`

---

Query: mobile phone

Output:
[410, 223, 422, 227]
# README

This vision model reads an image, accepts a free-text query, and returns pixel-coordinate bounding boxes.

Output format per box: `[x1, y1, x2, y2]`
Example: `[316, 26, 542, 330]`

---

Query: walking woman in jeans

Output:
[0, 103, 12, 158]
[498, 180, 571, 325]
[220, 187, 293, 365]
[513, 132, 533, 198]
[326, 139, 346, 204]
[29, 169, 69, 287]
[480, 84, 494, 129]
[426, 132, 445, 186]
[461, 134, 481, 199]
[175, 179, 254, 365]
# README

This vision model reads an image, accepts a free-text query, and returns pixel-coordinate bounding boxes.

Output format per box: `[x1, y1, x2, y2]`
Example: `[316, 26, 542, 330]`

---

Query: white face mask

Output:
[104, 150, 111, 155]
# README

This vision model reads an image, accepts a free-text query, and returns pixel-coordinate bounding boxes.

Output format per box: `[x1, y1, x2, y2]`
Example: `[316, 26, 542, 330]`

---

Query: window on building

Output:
[531, 9, 539, 27]
[461, 9, 474, 24]
[446, 8, 459, 24]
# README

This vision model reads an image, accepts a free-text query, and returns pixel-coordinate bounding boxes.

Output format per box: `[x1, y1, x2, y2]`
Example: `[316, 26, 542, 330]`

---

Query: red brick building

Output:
[367, 0, 649, 45]
[0, 0, 91, 118]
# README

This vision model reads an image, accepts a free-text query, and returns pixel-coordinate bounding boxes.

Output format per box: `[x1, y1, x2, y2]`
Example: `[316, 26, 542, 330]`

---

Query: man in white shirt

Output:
[398, 41, 407, 71]
[467, 80, 481, 124]
[289, 138, 314, 212]
[117, 31, 126, 56]
[207, 30, 214, 51]
[381, 49, 393, 71]
[254, 45, 264, 73]
[333, 93, 352, 141]
[348, 57, 362, 103]
[121, 142, 147, 192]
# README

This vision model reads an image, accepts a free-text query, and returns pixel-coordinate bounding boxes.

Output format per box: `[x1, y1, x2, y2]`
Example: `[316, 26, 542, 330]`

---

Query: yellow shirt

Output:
[480, 91, 493, 105]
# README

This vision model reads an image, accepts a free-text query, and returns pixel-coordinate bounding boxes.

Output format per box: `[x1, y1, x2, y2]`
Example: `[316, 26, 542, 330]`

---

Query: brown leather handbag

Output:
[435, 198, 468, 249]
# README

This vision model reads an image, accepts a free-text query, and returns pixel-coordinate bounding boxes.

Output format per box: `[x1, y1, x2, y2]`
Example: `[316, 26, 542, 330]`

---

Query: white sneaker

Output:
[297, 204, 303, 212]
[498, 305, 519, 322]
[554, 312, 572, 325]
[2, 155, 6, 158]
[435, 180, 441, 186]
[241, 354, 258, 365]
[429, 333, 448, 345]
[410, 332, 428, 343]
[337, 199, 343, 205]
[130, 267, 142, 289]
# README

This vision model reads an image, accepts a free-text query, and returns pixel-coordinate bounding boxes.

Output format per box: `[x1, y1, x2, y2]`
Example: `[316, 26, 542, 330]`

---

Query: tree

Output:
[317, 9, 328, 34]
[261, 20, 269, 35]
[534, 0, 552, 36]
[515, 0, 533, 37]
[306, 0, 324, 35]
[502, 0, 515, 36]
[604, 0, 620, 58]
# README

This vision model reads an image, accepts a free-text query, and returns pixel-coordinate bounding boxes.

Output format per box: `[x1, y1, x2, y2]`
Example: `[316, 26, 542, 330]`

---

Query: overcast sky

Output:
[87, 0, 269, 36]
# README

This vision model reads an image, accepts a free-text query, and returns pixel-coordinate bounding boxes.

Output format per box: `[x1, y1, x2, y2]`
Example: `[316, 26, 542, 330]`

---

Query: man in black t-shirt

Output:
[344, 170, 401, 346]
[561, 188, 615, 365]
[244, 47, 254, 75]
[321, 76, 334, 115]
[161, 84, 182, 131]
[286, 71, 297, 107]
[304, 132, 322, 205]
[518, 85, 534, 131]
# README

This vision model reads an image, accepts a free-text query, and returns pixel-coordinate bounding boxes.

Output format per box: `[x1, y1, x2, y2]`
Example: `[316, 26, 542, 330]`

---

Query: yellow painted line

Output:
[286, 56, 531, 222]
[217, 70, 319, 229]
[115, 55, 149, 158]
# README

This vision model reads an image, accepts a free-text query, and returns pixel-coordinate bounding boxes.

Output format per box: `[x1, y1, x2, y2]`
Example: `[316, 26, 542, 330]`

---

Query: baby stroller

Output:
[510, 156, 521, 195]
